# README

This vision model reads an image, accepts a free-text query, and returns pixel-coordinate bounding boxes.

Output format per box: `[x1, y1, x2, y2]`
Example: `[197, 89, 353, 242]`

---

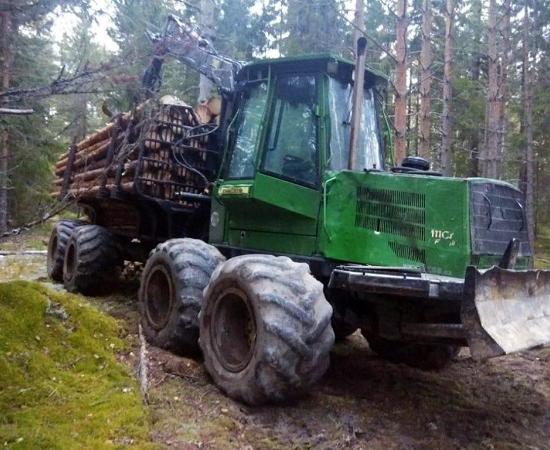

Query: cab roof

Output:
[239, 53, 388, 87]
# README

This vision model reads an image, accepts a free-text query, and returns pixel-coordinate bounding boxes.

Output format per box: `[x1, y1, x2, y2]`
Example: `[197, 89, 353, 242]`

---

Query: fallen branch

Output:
[0, 250, 47, 256]
[0, 108, 34, 115]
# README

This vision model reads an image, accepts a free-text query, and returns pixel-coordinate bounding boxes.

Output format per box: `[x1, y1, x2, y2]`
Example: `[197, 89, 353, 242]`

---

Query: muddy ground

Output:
[1, 243, 549, 449]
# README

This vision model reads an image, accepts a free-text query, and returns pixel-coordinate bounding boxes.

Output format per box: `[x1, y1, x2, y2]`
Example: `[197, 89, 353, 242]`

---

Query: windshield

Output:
[328, 77, 382, 171]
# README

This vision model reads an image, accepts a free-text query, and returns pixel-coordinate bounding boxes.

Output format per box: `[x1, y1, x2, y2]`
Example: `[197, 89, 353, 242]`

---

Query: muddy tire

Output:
[363, 331, 459, 370]
[63, 225, 121, 295]
[47, 220, 84, 282]
[139, 239, 225, 355]
[200, 254, 335, 405]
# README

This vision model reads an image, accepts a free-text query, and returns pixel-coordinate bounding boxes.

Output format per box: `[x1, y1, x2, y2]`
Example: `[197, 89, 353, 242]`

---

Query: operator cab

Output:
[223, 54, 387, 185]
[211, 55, 389, 257]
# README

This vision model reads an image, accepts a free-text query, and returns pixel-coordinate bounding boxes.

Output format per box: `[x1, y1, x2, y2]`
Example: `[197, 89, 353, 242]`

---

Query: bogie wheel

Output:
[362, 331, 459, 371]
[63, 225, 121, 295]
[47, 220, 84, 282]
[200, 254, 335, 405]
[138, 238, 225, 355]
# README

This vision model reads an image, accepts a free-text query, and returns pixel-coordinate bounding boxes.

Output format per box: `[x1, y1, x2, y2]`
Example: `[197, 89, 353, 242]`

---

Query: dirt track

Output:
[139, 333, 549, 449]
[1, 253, 549, 449]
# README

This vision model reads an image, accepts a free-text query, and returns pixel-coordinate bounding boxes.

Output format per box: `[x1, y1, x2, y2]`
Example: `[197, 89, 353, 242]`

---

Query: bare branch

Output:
[0, 108, 33, 115]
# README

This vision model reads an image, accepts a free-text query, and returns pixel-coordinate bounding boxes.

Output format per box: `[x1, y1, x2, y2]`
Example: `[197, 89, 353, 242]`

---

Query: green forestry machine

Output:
[49, 16, 550, 405]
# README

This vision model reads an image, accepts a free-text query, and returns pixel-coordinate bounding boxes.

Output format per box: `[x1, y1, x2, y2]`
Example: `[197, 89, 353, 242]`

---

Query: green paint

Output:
[320, 171, 471, 277]
[208, 56, 529, 279]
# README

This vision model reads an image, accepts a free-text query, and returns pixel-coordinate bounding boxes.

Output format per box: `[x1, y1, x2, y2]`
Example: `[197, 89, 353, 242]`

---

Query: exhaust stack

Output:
[348, 37, 368, 171]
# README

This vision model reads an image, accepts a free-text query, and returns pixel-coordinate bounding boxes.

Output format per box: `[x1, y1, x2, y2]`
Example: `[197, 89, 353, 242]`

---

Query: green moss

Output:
[0, 281, 155, 449]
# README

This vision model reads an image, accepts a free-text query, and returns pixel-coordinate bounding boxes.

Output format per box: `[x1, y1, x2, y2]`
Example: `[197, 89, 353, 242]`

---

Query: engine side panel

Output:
[320, 171, 471, 278]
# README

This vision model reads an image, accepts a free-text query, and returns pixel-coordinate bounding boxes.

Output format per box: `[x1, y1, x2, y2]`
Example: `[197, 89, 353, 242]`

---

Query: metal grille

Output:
[470, 182, 532, 256]
[355, 187, 426, 240]
[389, 241, 426, 265]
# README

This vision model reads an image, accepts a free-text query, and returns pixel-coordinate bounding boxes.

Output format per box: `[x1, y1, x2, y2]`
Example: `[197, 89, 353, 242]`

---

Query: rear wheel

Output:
[138, 238, 225, 355]
[200, 254, 335, 405]
[363, 331, 459, 370]
[63, 225, 121, 295]
[47, 220, 83, 282]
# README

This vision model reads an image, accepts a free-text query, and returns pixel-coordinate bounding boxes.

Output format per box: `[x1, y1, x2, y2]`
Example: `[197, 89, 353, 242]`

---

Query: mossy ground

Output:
[0, 281, 155, 449]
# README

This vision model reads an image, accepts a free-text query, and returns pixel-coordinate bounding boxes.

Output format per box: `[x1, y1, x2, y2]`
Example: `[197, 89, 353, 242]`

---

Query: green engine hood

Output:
[320, 171, 530, 278]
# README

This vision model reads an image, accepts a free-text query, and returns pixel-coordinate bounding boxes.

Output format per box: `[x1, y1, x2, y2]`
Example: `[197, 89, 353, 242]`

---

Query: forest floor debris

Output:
[1, 225, 549, 448]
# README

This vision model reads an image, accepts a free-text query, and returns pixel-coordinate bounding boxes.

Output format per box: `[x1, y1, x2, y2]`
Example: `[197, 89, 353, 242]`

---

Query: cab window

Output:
[327, 77, 382, 171]
[262, 75, 318, 187]
[227, 81, 269, 179]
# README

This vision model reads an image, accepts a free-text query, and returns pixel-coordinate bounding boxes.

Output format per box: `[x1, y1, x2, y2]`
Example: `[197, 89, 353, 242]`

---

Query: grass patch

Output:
[0, 281, 154, 449]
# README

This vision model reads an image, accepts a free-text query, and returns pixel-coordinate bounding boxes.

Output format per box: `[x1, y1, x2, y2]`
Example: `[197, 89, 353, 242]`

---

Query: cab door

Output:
[214, 73, 323, 256]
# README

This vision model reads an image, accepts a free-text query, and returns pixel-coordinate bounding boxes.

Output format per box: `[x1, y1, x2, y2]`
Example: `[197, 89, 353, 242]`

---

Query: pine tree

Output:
[393, 0, 408, 164]
[483, 0, 500, 179]
[418, 0, 432, 159]
[440, 0, 455, 175]
[522, 0, 535, 252]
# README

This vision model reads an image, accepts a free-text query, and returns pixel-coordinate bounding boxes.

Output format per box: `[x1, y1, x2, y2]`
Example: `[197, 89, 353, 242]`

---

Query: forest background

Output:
[0, 0, 548, 249]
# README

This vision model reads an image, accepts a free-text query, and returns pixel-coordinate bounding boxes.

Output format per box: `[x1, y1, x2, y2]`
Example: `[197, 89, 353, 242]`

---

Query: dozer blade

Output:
[462, 266, 550, 360]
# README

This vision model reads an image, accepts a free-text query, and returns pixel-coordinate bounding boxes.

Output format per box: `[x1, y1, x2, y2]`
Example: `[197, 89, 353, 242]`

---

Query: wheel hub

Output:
[211, 287, 256, 372]
[145, 265, 174, 330]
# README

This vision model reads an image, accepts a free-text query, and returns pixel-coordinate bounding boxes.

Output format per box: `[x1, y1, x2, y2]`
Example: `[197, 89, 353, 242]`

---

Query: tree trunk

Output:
[440, 0, 454, 176]
[522, 0, 535, 253]
[497, 0, 511, 176]
[406, 67, 412, 155]
[198, 0, 216, 104]
[468, 61, 481, 176]
[483, 0, 499, 179]
[418, 0, 432, 159]
[0, 8, 11, 233]
[353, 0, 365, 51]
[468, 0, 483, 177]
[394, 0, 408, 165]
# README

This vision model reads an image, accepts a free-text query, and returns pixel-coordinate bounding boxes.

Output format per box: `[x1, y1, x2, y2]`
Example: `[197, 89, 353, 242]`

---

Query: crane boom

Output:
[142, 15, 242, 96]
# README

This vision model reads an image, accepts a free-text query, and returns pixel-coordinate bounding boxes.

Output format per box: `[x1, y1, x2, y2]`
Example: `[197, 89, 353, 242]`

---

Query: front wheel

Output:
[200, 254, 335, 405]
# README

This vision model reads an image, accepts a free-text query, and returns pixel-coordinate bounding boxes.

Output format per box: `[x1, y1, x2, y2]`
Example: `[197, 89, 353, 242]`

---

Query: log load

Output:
[53, 95, 221, 204]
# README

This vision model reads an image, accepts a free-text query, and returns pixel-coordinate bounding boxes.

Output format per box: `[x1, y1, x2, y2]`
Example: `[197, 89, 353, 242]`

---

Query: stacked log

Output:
[52, 96, 220, 205]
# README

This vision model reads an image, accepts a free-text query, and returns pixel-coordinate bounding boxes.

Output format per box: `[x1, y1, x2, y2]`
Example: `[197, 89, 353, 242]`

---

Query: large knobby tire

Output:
[363, 331, 459, 371]
[63, 225, 121, 295]
[47, 219, 83, 282]
[200, 254, 335, 405]
[138, 238, 225, 356]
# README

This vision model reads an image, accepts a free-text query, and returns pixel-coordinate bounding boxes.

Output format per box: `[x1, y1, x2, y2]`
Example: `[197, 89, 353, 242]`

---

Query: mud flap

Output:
[462, 266, 550, 360]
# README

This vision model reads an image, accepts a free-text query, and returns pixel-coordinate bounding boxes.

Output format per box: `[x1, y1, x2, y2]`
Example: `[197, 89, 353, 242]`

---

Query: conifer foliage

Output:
[0, 0, 549, 240]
